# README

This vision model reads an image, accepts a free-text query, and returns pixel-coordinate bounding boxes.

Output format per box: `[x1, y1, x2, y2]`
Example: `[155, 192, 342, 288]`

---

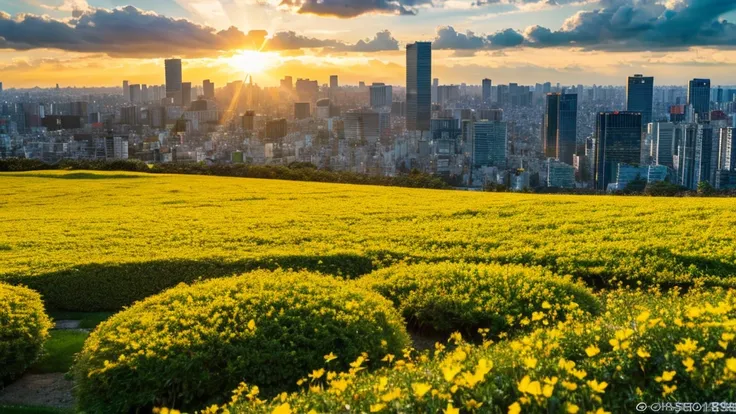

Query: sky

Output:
[2, 0, 736, 88]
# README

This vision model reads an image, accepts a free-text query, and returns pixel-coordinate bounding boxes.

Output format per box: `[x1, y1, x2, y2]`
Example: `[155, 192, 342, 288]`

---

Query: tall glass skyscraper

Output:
[473, 120, 507, 168]
[594, 112, 642, 190]
[406, 42, 431, 132]
[543, 93, 577, 165]
[165, 59, 183, 105]
[626, 74, 654, 126]
[482, 79, 492, 104]
[558, 94, 578, 165]
[688, 78, 711, 122]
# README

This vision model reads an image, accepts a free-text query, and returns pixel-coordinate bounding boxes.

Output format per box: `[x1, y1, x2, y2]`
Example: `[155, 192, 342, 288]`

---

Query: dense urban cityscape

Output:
[1, 46, 736, 192]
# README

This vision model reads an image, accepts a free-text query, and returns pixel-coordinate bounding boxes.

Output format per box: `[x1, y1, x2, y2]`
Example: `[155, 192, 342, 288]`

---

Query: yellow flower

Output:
[412, 382, 432, 398]
[587, 379, 608, 394]
[561, 381, 578, 391]
[543, 384, 554, 398]
[247, 319, 256, 331]
[323, 352, 337, 363]
[466, 399, 483, 410]
[508, 402, 522, 414]
[567, 404, 580, 413]
[444, 403, 460, 414]
[524, 357, 538, 369]
[585, 345, 600, 357]
[637, 347, 650, 359]
[308, 368, 324, 380]
[655, 371, 676, 383]
[381, 388, 401, 402]
[675, 338, 698, 354]
[636, 311, 650, 323]
[272, 403, 291, 414]
[370, 403, 386, 412]
[532, 311, 545, 321]
[682, 357, 695, 372]
[662, 384, 677, 396]
[518, 375, 542, 396]
[726, 358, 736, 373]
[542, 301, 552, 309]
[442, 364, 462, 382]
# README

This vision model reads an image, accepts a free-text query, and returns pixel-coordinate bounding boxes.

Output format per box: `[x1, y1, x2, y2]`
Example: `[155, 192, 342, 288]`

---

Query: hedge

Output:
[218, 288, 736, 414]
[72, 270, 410, 413]
[0, 283, 52, 384]
[3, 253, 374, 312]
[358, 261, 601, 337]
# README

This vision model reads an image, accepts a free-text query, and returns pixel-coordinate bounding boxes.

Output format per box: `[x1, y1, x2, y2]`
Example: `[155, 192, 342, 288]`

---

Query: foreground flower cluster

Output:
[193, 288, 736, 414]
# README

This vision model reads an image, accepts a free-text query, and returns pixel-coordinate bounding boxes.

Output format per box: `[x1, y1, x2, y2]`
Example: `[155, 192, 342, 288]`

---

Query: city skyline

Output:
[2, 0, 736, 88]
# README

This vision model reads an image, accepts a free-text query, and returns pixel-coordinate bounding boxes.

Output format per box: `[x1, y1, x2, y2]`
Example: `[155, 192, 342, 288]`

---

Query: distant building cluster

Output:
[2, 50, 736, 192]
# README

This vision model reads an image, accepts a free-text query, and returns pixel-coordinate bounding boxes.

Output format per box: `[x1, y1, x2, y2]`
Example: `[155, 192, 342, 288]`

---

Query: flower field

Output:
[1, 170, 736, 413]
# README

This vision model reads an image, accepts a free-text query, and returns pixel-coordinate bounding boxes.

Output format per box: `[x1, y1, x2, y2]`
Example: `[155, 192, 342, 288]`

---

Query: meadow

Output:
[1, 170, 735, 413]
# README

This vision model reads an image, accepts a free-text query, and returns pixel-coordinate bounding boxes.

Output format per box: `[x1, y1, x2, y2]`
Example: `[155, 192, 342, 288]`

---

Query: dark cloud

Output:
[0, 6, 398, 57]
[264, 30, 399, 52]
[440, 0, 736, 51]
[278, 0, 436, 18]
[0, 6, 267, 57]
[524, 0, 736, 50]
[432, 26, 524, 50]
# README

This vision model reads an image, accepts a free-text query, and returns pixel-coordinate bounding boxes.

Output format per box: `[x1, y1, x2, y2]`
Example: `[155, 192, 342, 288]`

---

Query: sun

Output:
[226, 50, 279, 75]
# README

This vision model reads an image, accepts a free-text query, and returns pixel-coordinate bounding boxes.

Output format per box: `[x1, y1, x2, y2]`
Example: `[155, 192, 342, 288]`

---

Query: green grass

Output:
[28, 330, 88, 374]
[0, 405, 74, 414]
[48, 311, 112, 329]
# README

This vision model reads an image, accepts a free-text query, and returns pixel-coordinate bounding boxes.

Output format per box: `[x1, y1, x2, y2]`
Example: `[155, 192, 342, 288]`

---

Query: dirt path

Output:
[0, 373, 74, 409]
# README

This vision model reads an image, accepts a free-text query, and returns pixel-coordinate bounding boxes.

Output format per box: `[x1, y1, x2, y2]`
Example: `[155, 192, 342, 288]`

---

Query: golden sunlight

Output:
[225, 50, 280, 75]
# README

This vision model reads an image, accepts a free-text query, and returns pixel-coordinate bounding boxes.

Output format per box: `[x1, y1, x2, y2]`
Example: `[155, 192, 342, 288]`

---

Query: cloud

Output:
[0, 6, 398, 57]
[277, 0, 437, 18]
[0, 6, 267, 57]
[441, 0, 736, 51]
[523, 0, 736, 50]
[264, 30, 399, 52]
[432, 26, 524, 50]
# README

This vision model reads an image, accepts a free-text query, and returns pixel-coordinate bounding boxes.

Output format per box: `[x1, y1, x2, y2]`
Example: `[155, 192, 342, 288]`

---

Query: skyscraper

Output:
[122, 80, 129, 102]
[472, 120, 507, 168]
[165, 59, 183, 105]
[558, 94, 578, 165]
[543, 93, 578, 165]
[181, 82, 192, 108]
[626, 74, 654, 126]
[688, 78, 711, 122]
[651, 122, 675, 168]
[406, 42, 431, 132]
[369, 83, 392, 109]
[594, 112, 642, 190]
[203, 80, 215, 99]
[482, 79, 492, 104]
[330, 75, 338, 89]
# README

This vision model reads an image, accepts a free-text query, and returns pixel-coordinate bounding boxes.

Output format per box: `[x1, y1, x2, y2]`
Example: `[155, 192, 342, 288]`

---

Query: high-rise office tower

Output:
[594, 112, 642, 190]
[626, 74, 654, 126]
[688, 78, 710, 122]
[676, 123, 699, 189]
[694, 122, 718, 186]
[203, 80, 215, 99]
[651, 122, 675, 168]
[165, 59, 183, 105]
[181, 82, 192, 108]
[431, 78, 439, 105]
[294, 102, 311, 120]
[129, 84, 141, 104]
[482, 79, 492, 104]
[718, 127, 736, 171]
[472, 120, 507, 168]
[330, 75, 338, 89]
[122, 80, 129, 102]
[543, 93, 578, 165]
[406, 42, 432, 132]
[369, 83, 392, 109]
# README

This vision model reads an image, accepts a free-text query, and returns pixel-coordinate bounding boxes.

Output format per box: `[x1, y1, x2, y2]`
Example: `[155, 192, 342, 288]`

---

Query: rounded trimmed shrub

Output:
[0, 282, 52, 384]
[358, 261, 600, 336]
[73, 270, 410, 413]
[224, 288, 736, 414]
